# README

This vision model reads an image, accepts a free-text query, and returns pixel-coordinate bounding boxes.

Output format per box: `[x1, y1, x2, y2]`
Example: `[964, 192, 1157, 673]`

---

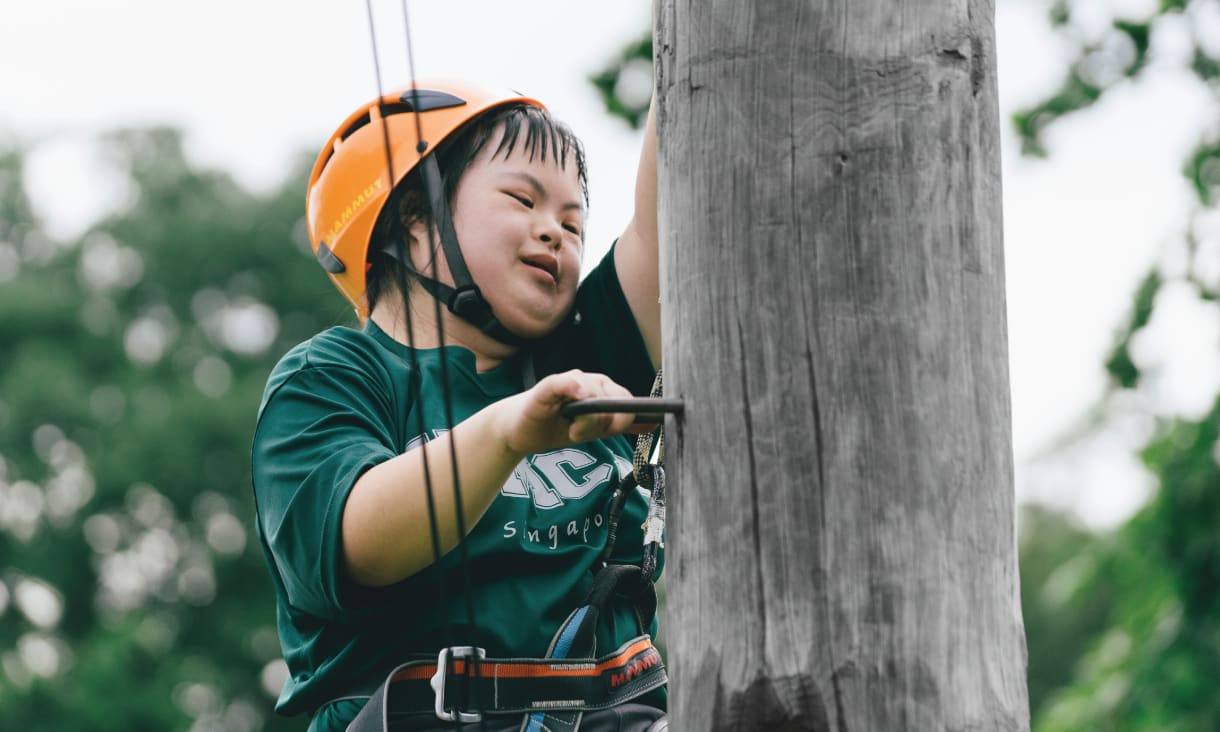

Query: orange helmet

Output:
[305, 80, 544, 320]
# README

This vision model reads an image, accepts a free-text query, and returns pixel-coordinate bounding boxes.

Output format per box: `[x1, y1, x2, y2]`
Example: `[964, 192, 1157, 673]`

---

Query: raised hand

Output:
[497, 370, 641, 455]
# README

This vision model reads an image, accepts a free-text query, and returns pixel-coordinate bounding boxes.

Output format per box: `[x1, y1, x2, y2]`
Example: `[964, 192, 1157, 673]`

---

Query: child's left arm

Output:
[613, 101, 660, 368]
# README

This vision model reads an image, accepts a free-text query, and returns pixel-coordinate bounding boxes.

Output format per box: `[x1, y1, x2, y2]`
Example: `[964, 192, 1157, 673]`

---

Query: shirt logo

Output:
[406, 431, 634, 510]
[501, 450, 634, 509]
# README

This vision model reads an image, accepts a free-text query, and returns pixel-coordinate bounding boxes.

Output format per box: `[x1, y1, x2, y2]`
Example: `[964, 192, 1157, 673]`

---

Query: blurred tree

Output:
[589, 31, 654, 130]
[0, 129, 346, 730]
[1017, 504, 1115, 716]
[1012, 0, 1220, 729]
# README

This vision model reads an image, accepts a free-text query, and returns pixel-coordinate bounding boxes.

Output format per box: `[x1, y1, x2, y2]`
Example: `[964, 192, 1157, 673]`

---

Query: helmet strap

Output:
[381, 155, 528, 347]
[419, 156, 477, 295]
[410, 269, 527, 347]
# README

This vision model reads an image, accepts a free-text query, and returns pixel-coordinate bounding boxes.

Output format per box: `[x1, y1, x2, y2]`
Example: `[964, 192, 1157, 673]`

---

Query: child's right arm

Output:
[340, 369, 641, 587]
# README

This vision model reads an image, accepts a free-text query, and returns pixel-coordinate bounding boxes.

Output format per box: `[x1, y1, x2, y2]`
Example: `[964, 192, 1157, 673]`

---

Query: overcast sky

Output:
[3, 0, 1216, 529]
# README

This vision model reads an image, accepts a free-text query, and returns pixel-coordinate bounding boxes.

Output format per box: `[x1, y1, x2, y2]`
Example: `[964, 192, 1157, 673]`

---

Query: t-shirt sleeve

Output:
[536, 241, 657, 396]
[252, 362, 398, 620]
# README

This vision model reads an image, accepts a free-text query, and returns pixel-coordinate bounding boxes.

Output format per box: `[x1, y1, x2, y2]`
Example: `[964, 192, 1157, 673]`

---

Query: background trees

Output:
[1010, 0, 1220, 728]
[0, 130, 329, 731]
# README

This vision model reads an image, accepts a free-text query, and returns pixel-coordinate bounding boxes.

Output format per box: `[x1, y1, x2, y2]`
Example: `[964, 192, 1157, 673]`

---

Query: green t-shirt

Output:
[252, 247, 664, 728]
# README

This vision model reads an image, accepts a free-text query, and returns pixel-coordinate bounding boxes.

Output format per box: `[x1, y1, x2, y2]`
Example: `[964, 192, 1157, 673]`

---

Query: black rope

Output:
[361, 0, 452, 614]
[397, 0, 482, 652]
[370, 1, 482, 723]
[362, 0, 467, 665]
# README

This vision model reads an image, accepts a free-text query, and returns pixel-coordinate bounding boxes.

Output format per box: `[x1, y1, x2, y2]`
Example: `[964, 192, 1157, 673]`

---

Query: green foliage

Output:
[1013, 1, 1185, 157]
[1012, 14, 1156, 157]
[1018, 505, 1115, 714]
[1144, 402, 1220, 624]
[1102, 269, 1162, 389]
[0, 129, 343, 730]
[1034, 396, 1220, 730]
[1184, 138, 1220, 205]
[1190, 48, 1220, 81]
[1112, 21, 1151, 76]
[589, 32, 654, 130]
[1013, 0, 1220, 729]
[1049, 1, 1071, 27]
[1013, 70, 1104, 157]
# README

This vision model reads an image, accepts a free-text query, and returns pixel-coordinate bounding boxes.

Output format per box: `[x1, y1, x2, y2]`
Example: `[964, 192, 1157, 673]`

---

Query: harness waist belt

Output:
[345, 635, 666, 731]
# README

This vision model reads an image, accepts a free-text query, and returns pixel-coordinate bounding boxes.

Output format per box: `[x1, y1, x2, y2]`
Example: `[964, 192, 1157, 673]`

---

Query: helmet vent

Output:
[397, 89, 467, 112]
[316, 241, 347, 274]
[378, 102, 421, 118]
[336, 92, 468, 145]
[340, 112, 373, 142]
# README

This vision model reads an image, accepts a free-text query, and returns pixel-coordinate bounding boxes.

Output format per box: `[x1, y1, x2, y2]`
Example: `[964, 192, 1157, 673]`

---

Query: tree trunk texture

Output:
[654, 1, 1030, 729]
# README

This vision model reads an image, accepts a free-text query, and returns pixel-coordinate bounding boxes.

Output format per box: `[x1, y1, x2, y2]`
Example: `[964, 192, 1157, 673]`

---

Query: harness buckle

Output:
[430, 646, 486, 723]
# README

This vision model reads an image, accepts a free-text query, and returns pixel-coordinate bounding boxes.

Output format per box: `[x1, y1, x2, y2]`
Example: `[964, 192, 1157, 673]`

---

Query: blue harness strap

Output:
[522, 605, 591, 732]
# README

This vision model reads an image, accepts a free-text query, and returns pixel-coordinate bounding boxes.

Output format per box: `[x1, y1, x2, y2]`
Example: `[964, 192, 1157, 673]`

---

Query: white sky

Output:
[3, 0, 1215, 530]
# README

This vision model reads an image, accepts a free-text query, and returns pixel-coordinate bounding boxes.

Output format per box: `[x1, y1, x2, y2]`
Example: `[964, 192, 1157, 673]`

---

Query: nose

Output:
[535, 216, 563, 249]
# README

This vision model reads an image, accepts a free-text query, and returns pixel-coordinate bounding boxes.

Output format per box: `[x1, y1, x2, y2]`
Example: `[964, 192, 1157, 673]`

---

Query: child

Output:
[252, 79, 665, 731]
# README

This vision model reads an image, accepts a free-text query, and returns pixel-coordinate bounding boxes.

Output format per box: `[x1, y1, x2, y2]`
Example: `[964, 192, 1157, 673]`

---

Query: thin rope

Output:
[398, 0, 482, 645]
[635, 370, 666, 582]
[633, 369, 666, 478]
[393, 2, 484, 723]
[363, 0, 456, 655]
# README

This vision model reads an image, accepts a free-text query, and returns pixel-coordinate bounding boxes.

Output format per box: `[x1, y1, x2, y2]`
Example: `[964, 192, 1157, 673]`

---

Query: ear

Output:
[403, 217, 439, 269]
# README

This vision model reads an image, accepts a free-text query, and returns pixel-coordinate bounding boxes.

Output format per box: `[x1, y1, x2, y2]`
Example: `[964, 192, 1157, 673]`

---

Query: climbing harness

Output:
[344, 568, 666, 730]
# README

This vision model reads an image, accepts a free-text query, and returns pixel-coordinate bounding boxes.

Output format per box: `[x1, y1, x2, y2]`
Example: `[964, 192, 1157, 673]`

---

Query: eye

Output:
[507, 192, 533, 208]
[563, 222, 581, 235]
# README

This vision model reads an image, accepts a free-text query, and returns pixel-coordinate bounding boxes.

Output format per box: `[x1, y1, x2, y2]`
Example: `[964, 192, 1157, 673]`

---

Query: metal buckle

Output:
[430, 646, 486, 723]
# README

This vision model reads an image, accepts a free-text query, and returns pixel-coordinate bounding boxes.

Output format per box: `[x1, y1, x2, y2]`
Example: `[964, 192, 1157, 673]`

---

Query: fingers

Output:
[536, 371, 636, 442]
[543, 370, 600, 405]
[540, 370, 629, 406]
[568, 408, 635, 443]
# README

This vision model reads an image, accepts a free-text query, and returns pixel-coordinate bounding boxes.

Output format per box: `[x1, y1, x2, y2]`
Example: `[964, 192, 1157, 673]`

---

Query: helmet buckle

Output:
[448, 286, 488, 320]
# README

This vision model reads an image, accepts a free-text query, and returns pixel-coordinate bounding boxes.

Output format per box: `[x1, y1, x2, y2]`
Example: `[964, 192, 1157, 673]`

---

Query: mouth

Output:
[520, 254, 560, 282]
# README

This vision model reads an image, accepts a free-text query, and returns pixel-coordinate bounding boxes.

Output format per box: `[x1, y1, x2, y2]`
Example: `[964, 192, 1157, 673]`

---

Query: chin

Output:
[498, 311, 567, 341]
[491, 290, 575, 341]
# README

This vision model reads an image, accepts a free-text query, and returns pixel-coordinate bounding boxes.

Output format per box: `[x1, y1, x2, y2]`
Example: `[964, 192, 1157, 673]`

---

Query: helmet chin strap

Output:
[395, 155, 529, 347]
[384, 154, 583, 348]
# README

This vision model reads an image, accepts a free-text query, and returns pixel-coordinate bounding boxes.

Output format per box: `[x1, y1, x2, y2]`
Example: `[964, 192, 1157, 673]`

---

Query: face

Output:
[410, 126, 585, 340]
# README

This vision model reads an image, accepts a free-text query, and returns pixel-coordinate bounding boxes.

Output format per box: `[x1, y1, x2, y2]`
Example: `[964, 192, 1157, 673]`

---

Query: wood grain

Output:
[655, 0, 1030, 729]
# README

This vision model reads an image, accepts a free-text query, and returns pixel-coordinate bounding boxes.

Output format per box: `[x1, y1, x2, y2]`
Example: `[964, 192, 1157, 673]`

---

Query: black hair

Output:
[365, 103, 588, 312]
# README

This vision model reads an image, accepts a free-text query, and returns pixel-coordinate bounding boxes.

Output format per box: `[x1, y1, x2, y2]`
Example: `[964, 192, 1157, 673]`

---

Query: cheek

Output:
[563, 246, 583, 279]
[460, 224, 512, 270]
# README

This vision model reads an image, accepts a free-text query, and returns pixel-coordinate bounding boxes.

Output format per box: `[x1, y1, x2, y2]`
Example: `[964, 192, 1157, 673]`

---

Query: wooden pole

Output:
[655, 0, 1029, 728]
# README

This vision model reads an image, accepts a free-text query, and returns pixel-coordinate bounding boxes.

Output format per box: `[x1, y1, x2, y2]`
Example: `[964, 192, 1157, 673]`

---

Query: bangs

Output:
[468, 105, 589, 206]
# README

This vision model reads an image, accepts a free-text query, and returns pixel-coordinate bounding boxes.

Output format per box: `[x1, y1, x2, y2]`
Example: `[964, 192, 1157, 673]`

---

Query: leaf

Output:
[588, 33, 653, 130]
[1049, 1, 1070, 27]
[1191, 49, 1220, 84]
[1102, 269, 1162, 389]
[1183, 139, 1220, 205]
[1112, 21, 1151, 77]
[1012, 70, 1104, 158]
